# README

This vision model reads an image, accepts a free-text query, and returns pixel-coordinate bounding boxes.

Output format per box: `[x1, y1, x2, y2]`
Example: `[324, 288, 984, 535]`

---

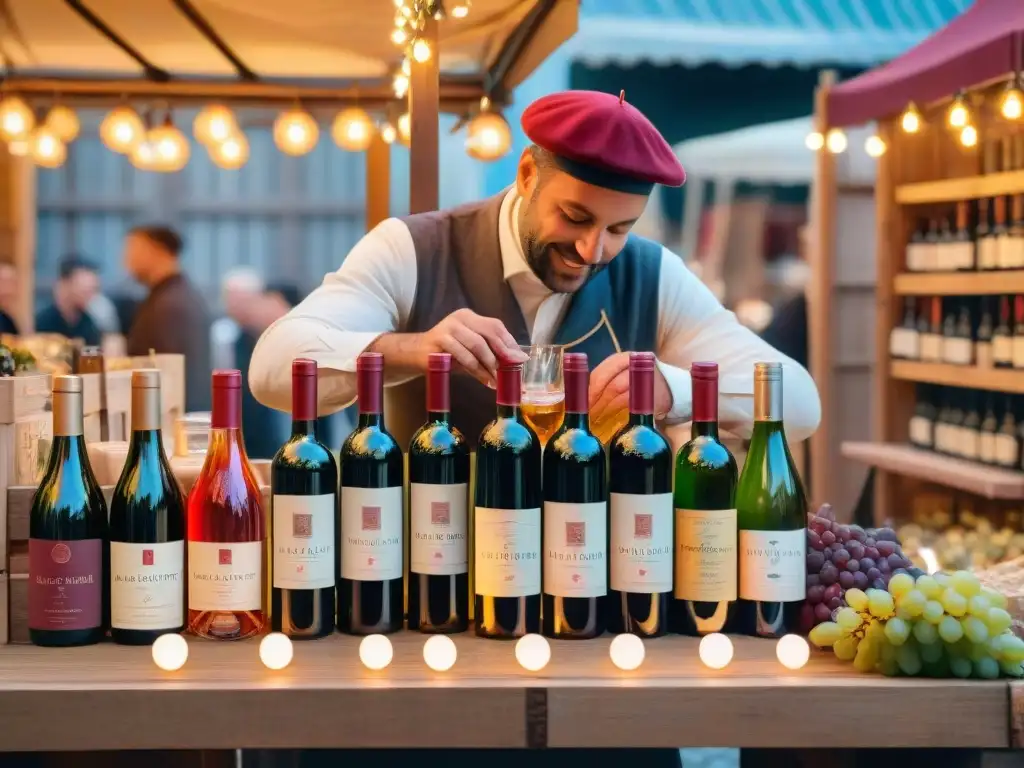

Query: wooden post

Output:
[409, 17, 440, 214]
[808, 70, 837, 510]
[366, 134, 391, 231]
[0, 149, 35, 332]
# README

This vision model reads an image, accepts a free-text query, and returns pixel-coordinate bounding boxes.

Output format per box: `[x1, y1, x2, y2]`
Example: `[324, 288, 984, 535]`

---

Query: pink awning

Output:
[827, 0, 1024, 128]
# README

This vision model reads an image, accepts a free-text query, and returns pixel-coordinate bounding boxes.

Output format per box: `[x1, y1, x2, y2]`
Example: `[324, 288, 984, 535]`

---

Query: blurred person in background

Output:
[123, 224, 212, 411]
[0, 262, 20, 335]
[35, 254, 102, 346]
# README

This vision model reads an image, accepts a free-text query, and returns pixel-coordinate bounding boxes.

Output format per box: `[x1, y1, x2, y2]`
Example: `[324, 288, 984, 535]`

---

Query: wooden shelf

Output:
[890, 361, 1024, 394]
[895, 170, 1024, 205]
[841, 441, 1024, 499]
[0, 634, 1010, 751]
[894, 271, 1024, 296]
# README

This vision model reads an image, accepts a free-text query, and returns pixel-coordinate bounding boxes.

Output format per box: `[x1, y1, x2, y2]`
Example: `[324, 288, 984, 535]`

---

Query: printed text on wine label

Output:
[111, 540, 185, 631]
[410, 482, 468, 576]
[475, 506, 541, 597]
[609, 492, 673, 593]
[273, 493, 336, 589]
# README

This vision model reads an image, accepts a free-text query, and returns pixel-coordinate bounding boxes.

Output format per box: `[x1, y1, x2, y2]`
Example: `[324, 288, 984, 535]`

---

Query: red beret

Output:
[521, 89, 685, 194]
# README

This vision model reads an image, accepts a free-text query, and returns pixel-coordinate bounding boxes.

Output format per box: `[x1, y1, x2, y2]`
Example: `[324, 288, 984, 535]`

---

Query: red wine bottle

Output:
[671, 362, 738, 636]
[271, 359, 338, 639]
[338, 352, 404, 635]
[187, 370, 267, 640]
[607, 352, 673, 637]
[109, 369, 186, 645]
[542, 352, 606, 639]
[408, 353, 470, 633]
[29, 374, 109, 647]
[475, 357, 542, 638]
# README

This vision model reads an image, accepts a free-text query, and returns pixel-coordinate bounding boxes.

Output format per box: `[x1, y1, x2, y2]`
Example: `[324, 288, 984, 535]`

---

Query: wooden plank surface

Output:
[841, 441, 1024, 500]
[0, 374, 50, 425]
[890, 361, 1024, 394]
[895, 170, 1024, 204]
[894, 271, 1024, 296]
[0, 634, 1008, 751]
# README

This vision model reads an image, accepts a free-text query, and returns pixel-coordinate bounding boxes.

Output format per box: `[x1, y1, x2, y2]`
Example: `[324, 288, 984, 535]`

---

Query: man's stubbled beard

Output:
[518, 187, 607, 293]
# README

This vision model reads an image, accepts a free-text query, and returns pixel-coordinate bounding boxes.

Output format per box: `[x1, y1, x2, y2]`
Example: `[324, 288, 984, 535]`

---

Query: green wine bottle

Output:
[672, 362, 738, 636]
[735, 362, 807, 638]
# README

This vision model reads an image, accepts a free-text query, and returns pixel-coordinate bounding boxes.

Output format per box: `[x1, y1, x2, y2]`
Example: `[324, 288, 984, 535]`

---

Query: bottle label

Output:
[609, 492, 673, 593]
[474, 506, 541, 597]
[981, 238, 999, 269]
[993, 335, 1013, 364]
[188, 540, 263, 611]
[543, 500, 607, 598]
[272, 493, 336, 590]
[410, 482, 468, 576]
[905, 243, 922, 271]
[920, 334, 942, 361]
[976, 341, 993, 369]
[340, 485, 403, 581]
[995, 433, 1019, 466]
[111, 540, 184, 630]
[674, 508, 738, 601]
[908, 415, 933, 448]
[979, 432, 996, 463]
[1013, 337, 1024, 369]
[962, 429, 979, 460]
[943, 338, 973, 366]
[738, 529, 805, 602]
[28, 538, 103, 631]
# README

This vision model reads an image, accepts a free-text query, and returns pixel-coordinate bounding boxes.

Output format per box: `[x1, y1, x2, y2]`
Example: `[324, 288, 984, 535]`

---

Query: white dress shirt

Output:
[249, 188, 821, 443]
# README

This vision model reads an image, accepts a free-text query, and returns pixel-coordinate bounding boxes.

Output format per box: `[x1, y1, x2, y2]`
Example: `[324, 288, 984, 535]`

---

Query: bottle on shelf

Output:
[996, 396, 1020, 470]
[924, 218, 941, 272]
[1008, 192, 1024, 269]
[889, 297, 919, 360]
[735, 362, 807, 638]
[475, 357, 542, 639]
[946, 392, 965, 459]
[541, 352, 606, 640]
[672, 362, 738, 636]
[28, 375, 109, 647]
[408, 352, 470, 634]
[187, 370, 266, 640]
[109, 369, 186, 645]
[979, 395, 999, 465]
[270, 359, 338, 640]
[908, 384, 935, 451]
[338, 352, 404, 635]
[978, 195, 996, 271]
[953, 200, 975, 271]
[995, 193, 1011, 271]
[905, 220, 927, 272]
[1013, 296, 1024, 370]
[944, 299, 973, 366]
[961, 392, 981, 463]
[935, 212, 954, 272]
[940, 299, 957, 364]
[607, 351, 673, 637]
[934, 391, 952, 454]
[976, 298, 994, 369]
[994, 296, 1013, 369]
[920, 297, 943, 362]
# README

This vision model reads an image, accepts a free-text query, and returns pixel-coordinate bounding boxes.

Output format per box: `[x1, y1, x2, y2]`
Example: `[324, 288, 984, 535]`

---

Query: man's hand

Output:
[589, 351, 672, 425]
[422, 308, 527, 387]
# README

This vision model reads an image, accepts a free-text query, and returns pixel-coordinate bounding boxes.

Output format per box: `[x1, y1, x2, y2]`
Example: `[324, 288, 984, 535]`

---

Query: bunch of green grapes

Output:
[808, 571, 1024, 678]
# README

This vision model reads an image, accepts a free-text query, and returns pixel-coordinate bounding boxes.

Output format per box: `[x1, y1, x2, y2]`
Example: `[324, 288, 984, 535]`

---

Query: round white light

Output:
[259, 632, 294, 670]
[423, 635, 458, 672]
[609, 633, 646, 671]
[698, 632, 733, 670]
[775, 634, 810, 670]
[359, 634, 394, 670]
[151, 633, 189, 671]
[515, 633, 551, 672]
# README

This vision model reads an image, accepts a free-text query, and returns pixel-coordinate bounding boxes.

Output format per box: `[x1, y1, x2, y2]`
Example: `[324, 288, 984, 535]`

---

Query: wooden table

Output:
[0, 634, 1012, 755]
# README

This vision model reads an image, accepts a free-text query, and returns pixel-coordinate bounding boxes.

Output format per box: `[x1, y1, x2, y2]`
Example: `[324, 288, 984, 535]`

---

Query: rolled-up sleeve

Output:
[248, 218, 419, 415]
[653, 248, 821, 443]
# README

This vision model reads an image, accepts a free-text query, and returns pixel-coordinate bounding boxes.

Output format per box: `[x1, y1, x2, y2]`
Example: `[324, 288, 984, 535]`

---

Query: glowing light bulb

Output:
[397, 112, 411, 146]
[775, 634, 810, 670]
[30, 129, 67, 169]
[331, 108, 374, 152]
[804, 131, 824, 151]
[948, 95, 969, 129]
[1002, 84, 1023, 120]
[515, 633, 551, 672]
[359, 634, 394, 670]
[423, 635, 458, 671]
[210, 131, 250, 170]
[452, 1, 470, 17]
[101, 106, 144, 154]
[392, 28, 408, 45]
[465, 111, 512, 161]
[901, 103, 921, 134]
[152, 633, 189, 671]
[193, 104, 237, 146]
[864, 134, 887, 158]
[0, 96, 34, 141]
[609, 633, 645, 671]
[960, 124, 978, 148]
[412, 38, 432, 63]
[273, 109, 319, 156]
[393, 73, 410, 98]
[380, 122, 397, 144]
[825, 128, 847, 154]
[698, 632, 733, 670]
[259, 632, 294, 670]
[43, 105, 80, 143]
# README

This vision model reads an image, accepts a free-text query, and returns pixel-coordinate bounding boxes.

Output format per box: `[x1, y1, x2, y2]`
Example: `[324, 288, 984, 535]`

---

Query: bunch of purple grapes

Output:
[802, 504, 917, 631]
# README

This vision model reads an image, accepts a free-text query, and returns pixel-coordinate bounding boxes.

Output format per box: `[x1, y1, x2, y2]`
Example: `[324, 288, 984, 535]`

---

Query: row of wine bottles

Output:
[27, 352, 807, 647]
[889, 295, 1024, 369]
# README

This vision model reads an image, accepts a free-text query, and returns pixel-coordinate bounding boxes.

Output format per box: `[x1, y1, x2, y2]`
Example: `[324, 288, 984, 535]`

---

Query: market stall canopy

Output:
[567, 0, 967, 68]
[0, 0, 577, 90]
[828, 0, 1021, 127]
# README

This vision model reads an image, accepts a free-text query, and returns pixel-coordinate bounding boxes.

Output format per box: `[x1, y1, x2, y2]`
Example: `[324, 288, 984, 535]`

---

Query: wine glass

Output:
[519, 344, 564, 446]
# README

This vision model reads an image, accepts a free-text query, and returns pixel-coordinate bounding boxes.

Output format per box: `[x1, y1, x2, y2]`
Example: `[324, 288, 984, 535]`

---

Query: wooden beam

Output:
[485, 0, 558, 96]
[409, 18, 440, 214]
[366, 134, 391, 231]
[171, 0, 258, 81]
[63, 0, 170, 82]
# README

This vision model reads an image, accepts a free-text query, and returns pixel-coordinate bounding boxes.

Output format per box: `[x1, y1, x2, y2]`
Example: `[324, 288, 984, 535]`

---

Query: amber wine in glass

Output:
[520, 344, 564, 446]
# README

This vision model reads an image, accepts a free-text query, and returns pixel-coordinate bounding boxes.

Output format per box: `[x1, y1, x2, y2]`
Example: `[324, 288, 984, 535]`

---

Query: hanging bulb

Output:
[804, 131, 824, 151]
[825, 128, 847, 154]
[864, 134, 887, 158]
[451, 0, 470, 17]
[465, 110, 512, 161]
[30, 129, 67, 169]
[43, 105, 80, 143]
[391, 28, 408, 45]
[900, 102, 922, 134]
[1001, 78, 1023, 120]
[148, 119, 191, 172]
[193, 104, 237, 146]
[947, 92, 969, 129]
[130, 135, 158, 171]
[331, 107, 374, 152]
[412, 38, 432, 63]
[0, 96, 35, 141]
[273, 108, 319, 156]
[209, 130, 250, 170]
[393, 73, 410, 98]
[380, 122, 397, 144]
[397, 112, 411, 146]
[401, 58, 412, 76]
[101, 106, 145, 154]
[959, 124, 978, 148]
[430, 0, 447, 20]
